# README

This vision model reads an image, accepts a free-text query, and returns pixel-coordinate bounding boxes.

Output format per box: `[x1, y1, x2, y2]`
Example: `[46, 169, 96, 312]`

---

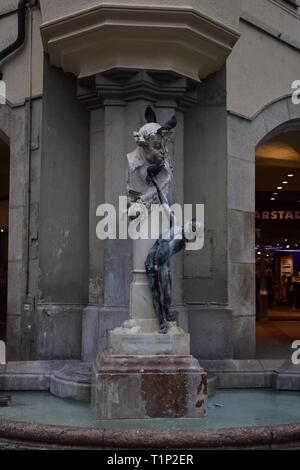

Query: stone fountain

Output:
[91, 107, 207, 419]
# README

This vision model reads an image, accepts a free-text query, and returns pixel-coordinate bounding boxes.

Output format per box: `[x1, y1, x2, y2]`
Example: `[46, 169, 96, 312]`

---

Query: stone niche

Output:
[40, 2, 239, 417]
[87, 68, 208, 419]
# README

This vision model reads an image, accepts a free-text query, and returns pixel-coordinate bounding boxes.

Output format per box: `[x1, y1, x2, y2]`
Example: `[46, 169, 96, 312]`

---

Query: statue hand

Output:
[128, 201, 148, 222]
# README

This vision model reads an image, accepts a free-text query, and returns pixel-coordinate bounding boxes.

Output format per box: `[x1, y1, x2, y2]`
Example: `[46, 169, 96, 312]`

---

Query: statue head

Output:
[133, 106, 177, 164]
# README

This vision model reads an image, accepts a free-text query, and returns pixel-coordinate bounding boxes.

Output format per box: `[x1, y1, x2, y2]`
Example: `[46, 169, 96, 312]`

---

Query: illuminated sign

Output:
[256, 210, 300, 220]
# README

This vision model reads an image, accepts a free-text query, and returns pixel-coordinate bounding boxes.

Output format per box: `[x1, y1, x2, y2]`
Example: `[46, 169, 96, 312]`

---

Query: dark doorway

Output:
[0, 138, 10, 342]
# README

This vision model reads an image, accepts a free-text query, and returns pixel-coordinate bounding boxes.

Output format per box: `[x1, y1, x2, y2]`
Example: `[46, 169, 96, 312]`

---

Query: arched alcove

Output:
[227, 96, 300, 358]
[255, 121, 300, 358]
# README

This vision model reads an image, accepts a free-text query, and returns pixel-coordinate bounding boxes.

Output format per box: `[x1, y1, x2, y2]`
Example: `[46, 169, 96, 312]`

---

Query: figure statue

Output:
[127, 106, 176, 209]
[145, 174, 202, 334]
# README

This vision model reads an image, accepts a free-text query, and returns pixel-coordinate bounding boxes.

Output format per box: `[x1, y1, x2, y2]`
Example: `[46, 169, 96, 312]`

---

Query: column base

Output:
[108, 319, 190, 355]
[92, 354, 207, 419]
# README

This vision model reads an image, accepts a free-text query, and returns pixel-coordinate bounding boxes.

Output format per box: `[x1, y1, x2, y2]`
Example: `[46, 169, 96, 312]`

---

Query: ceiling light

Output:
[288, 174, 294, 177]
[273, 192, 278, 195]
[270, 198, 275, 200]
[277, 187, 283, 190]
[282, 181, 288, 184]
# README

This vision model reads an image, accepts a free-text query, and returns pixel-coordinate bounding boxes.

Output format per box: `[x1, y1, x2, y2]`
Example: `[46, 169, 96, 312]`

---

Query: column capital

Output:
[77, 68, 199, 111]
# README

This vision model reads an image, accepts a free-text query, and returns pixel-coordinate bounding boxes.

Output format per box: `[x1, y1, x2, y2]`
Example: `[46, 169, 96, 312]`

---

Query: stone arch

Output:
[227, 95, 300, 358]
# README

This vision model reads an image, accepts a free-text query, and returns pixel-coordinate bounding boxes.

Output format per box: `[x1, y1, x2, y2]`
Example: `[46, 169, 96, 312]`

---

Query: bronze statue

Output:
[127, 106, 175, 209]
[145, 174, 201, 334]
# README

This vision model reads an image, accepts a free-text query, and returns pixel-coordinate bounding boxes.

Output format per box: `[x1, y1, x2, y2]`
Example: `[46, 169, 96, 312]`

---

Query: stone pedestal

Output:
[91, 229, 207, 418]
[92, 355, 207, 419]
[108, 321, 190, 356]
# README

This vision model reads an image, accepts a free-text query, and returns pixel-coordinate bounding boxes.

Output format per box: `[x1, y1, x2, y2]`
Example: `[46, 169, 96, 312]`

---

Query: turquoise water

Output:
[1, 389, 300, 430]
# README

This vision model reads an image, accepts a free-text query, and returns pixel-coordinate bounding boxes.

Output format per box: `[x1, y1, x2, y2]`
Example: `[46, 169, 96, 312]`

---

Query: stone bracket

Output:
[41, 4, 240, 83]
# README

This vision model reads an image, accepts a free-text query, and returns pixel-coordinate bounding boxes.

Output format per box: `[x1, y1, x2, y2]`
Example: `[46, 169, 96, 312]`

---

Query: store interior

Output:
[256, 130, 300, 357]
[256, 130, 300, 319]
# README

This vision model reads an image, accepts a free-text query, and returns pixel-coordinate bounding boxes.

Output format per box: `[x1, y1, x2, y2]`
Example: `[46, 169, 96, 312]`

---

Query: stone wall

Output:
[0, 1, 43, 105]
[1, 0, 300, 360]
[36, 56, 90, 359]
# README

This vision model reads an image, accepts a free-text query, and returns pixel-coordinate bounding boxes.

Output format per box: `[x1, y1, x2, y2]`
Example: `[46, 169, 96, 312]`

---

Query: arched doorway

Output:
[255, 129, 300, 357]
[0, 137, 10, 342]
[227, 96, 300, 359]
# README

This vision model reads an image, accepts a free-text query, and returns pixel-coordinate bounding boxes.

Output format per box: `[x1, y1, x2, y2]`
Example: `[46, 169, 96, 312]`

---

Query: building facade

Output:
[0, 0, 300, 364]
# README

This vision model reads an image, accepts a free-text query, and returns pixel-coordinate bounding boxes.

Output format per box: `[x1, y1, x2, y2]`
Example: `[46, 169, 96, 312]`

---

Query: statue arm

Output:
[151, 177, 175, 227]
[151, 177, 168, 205]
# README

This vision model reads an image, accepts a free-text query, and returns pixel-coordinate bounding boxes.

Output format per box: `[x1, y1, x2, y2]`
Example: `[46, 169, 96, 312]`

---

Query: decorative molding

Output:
[77, 69, 199, 112]
[241, 12, 300, 51]
[41, 4, 240, 82]
[270, 0, 300, 16]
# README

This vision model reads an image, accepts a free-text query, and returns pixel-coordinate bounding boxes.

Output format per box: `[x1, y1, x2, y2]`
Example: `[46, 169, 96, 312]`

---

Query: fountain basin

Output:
[1, 389, 300, 449]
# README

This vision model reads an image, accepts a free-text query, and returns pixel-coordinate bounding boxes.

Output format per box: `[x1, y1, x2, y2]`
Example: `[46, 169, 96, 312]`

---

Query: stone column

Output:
[85, 69, 207, 419]
[79, 76, 131, 362]
[37, 60, 90, 360]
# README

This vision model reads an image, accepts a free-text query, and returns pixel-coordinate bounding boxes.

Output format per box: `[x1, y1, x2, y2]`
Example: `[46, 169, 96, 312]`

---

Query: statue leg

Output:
[159, 261, 175, 323]
[145, 247, 167, 334]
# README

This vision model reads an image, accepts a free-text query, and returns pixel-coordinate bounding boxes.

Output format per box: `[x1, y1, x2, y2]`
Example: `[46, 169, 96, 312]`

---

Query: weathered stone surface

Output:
[50, 362, 92, 402]
[81, 306, 100, 362]
[228, 155, 255, 212]
[108, 320, 190, 355]
[0, 374, 50, 391]
[92, 355, 207, 419]
[287, 97, 300, 121]
[228, 209, 255, 264]
[184, 70, 228, 306]
[262, 97, 290, 133]
[232, 315, 256, 359]
[273, 372, 300, 391]
[0, 360, 84, 391]
[228, 262, 256, 318]
[1, 419, 300, 450]
[227, 112, 267, 162]
[199, 359, 300, 390]
[188, 306, 233, 359]
[35, 304, 83, 359]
